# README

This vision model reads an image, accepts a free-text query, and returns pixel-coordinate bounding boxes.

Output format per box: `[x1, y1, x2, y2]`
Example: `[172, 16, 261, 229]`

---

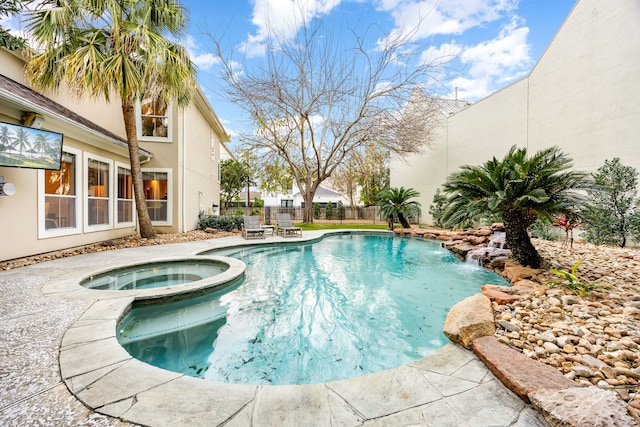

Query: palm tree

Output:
[32, 132, 49, 158]
[24, 0, 196, 239]
[0, 126, 12, 152]
[12, 127, 31, 157]
[378, 187, 422, 229]
[441, 146, 589, 268]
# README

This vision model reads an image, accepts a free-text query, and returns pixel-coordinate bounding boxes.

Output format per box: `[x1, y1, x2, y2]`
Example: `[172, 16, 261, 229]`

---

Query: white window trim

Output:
[114, 161, 136, 229]
[84, 152, 113, 232]
[142, 167, 172, 226]
[135, 100, 173, 143]
[38, 146, 82, 239]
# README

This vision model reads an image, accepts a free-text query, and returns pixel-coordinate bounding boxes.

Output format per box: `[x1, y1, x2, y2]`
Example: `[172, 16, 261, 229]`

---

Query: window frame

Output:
[141, 168, 172, 226]
[136, 99, 173, 142]
[115, 161, 136, 228]
[83, 152, 113, 232]
[38, 146, 82, 239]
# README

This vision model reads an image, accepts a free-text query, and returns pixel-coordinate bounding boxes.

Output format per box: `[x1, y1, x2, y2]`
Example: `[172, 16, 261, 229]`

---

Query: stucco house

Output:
[391, 0, 640, 224]
[0, 48, 230, 262]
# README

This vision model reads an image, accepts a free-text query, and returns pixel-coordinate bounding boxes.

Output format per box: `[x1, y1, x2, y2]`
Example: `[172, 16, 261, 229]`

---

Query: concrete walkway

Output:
[0, 232, 548, 426]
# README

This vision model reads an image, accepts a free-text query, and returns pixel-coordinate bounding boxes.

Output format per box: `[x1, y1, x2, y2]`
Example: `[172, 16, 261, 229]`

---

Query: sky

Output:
[3, 0, 577, 144]
[180, 0, 576, 141]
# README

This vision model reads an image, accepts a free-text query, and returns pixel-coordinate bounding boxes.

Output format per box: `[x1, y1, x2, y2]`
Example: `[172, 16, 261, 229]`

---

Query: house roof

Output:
[431, 97, 473, 116]
[0, 73, 153, 161]
[409, 87, 472, 117]
[293, 186, 341, 197]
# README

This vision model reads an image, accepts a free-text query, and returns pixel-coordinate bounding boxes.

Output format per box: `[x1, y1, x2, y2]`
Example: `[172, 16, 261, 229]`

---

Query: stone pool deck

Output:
[2, 232, 549, 426]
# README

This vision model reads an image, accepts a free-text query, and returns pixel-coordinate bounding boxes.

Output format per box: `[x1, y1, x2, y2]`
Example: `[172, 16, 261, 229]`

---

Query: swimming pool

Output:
[117, 232, 508, 385]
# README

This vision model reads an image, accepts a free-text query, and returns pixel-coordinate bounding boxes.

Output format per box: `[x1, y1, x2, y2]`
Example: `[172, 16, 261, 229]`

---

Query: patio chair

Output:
[276, 213, 302, 238]
[242, 215, 266, 240]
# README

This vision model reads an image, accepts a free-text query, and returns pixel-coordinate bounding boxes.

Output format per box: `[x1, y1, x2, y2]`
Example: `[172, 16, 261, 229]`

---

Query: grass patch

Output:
[297, 223, 389, 231]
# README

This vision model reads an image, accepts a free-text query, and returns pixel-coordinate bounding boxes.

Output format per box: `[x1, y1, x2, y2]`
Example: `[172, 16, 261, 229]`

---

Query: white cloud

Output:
[244, 0, 344, 57]
[182, 34, 220, 71]
[460, 20, 531, 78]
[192, 52, 219, 70]
[376, 0, 519, 41]
[420, 41, 461, 66]
[452, 21, 531, 100]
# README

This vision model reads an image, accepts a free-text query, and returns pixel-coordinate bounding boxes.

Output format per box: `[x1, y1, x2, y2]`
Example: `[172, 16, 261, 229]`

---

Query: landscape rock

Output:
[472, 336, 578, 403]
[443, 294, 495, 348]
[502, 264, 542, 282]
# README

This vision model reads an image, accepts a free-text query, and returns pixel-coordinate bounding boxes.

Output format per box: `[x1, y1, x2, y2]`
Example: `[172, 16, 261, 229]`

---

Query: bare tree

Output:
[210, 10, 443, 222]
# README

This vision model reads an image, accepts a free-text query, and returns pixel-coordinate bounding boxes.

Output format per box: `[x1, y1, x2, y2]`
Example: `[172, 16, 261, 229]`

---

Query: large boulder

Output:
[443, 294, 495, 348]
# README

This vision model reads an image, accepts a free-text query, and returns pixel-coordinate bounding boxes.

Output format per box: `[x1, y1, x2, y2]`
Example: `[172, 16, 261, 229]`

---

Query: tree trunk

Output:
[398, 213, 410, 229]
[303, 195, 314, 223]
[122, 98, 156, 239]
[302, 184, 318, 223]
[503, 209, 542, 268]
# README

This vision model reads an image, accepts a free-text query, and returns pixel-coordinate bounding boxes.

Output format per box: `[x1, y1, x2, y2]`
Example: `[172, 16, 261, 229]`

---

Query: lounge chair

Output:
[276, 213, 302, 237]
[242, 215, 266, 240]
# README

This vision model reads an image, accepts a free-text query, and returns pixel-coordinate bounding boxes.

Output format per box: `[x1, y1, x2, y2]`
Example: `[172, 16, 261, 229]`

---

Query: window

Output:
[85, 154, 112, 230]
[138, 98, 171, 141]
[39, 147, 81, 238]
[116, 163, 135, 226]
[142, 169, 171, 224]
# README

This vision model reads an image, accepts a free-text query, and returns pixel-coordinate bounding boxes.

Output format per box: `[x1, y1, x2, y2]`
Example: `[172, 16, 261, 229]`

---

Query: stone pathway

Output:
[0, 233, 546, 426]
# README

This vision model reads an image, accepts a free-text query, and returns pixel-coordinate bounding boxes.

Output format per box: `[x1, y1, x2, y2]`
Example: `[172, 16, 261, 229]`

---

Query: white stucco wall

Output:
[391, 0, 640, 224]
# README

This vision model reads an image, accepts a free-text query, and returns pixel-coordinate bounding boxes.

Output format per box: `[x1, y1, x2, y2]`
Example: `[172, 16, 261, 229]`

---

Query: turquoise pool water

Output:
[117, 233, 508, 385]
[81, 260, 229, 290]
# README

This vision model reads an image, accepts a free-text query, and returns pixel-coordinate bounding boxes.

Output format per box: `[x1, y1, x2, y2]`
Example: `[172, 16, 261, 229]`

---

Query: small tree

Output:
[441, 146, 589, 268]
[337, 201, 345, 223]
[583, 158, 640, 247]
[220, 159, 252, 209]
[313, 202, 321, 220]
[378, 187, 421, 229]
[428, 188, 448, 228]
[325, 202, 334, 220]
[209, 10, 443, 223]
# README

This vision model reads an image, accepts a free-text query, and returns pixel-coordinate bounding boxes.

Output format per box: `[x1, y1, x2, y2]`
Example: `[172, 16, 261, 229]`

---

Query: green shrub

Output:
[548, 260, 610, 296]
[429, 188, 447, 227]
[583, 158, 640, 247]
[325, 202, 334, 220]
[337, 201, 345, 220]
[530, 220, 557, 241]
[198, 215, 243, 231]
[313, 202, 321, 220]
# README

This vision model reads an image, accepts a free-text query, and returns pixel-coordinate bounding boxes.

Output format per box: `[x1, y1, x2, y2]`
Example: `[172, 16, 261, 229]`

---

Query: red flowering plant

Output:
[554, 215, 582, 248]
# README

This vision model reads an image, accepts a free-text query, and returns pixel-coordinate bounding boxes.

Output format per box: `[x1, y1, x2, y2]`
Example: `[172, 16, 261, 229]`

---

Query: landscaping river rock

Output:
[398, 225, 640, 423]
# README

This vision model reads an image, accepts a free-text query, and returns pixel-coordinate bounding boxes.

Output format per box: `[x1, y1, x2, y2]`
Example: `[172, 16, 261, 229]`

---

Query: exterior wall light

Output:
[0, 176, 16, 198]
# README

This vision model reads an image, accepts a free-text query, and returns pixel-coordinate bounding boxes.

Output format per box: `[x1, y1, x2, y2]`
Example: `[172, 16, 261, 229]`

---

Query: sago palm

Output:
[378, 187, 421, 229]
[24, 0, 197, 238]
[441, 146, 589, 268]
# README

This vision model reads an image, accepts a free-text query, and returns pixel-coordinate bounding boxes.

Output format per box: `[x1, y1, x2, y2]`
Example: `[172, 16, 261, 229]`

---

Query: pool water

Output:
[117, 233, 509, 385]
[81, 260, 229, 290]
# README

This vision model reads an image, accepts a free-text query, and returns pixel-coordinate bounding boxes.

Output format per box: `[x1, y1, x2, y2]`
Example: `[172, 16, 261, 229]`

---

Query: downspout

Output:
[181, 108, 186, 232]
